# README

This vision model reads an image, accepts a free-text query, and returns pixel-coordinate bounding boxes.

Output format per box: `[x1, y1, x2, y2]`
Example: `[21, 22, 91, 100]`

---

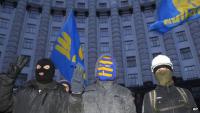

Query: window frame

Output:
[150, 36, 160, 47]
[23, 38, 34, 49]
[175, 31, 187, 42]
[180, 47, 193, 60]
[100, 42, 110, 53]
[126, 56, 137, 68]
[124, 40, 134, 51]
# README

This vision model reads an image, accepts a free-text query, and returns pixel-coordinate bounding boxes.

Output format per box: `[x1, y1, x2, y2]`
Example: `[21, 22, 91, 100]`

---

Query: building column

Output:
[87, 0, 97, 83]
[33, 0, 51, 65]
[2, 0, 27, 71]
[133, 0, 152, 83]
[111, 1, 125, 84]
[163, 32, 182, 78]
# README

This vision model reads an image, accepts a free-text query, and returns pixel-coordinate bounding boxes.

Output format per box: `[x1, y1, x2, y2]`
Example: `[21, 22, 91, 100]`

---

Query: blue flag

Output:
[149, 0, 200, 33]
[50, 11, 85, 83]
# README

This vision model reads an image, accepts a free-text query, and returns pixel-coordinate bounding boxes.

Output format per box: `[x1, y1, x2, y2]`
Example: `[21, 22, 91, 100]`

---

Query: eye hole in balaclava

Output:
[35, 58, 55, 84]
[36, 65, 41, 69]
[43, 65, 50, 70]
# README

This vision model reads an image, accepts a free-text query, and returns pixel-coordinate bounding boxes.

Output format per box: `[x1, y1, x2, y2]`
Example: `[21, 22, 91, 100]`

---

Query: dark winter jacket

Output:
[0, 74, 81, 113]
[142, 85, 199, 113]
[82, 81, 136, 113]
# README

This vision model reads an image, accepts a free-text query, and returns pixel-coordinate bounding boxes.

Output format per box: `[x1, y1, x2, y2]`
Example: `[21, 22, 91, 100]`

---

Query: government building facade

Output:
[0, 0, 200, 112]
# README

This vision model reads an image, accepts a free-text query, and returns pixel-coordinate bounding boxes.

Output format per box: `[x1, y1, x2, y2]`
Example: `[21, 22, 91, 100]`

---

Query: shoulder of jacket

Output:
[175, 86, 187, 90]
[175, 86, 192, 95]
[145, 90, 156, 98]
[114, 84, 132, 95]
[84, 84, 97, 92]
[15, 80, 36, 96]
[23, 80, 39, 88]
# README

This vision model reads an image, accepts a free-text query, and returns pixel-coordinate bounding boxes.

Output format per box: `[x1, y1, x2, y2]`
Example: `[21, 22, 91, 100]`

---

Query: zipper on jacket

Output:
[167, 87, 175, 113]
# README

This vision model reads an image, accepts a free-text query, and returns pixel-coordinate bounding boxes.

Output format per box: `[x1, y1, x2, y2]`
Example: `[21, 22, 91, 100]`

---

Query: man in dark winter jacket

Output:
[142, 55, 199, 113]
[0, 56, 82, 113]
[82, 54, 136, 113]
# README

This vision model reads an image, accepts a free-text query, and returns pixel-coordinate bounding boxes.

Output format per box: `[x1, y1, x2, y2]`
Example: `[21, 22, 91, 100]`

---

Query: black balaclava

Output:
[35, 58, 55, 84]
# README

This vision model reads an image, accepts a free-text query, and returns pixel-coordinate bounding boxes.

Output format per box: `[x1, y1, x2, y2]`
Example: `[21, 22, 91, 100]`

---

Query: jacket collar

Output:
[156, 84, 175, 91]
[26, 80, 59, 90]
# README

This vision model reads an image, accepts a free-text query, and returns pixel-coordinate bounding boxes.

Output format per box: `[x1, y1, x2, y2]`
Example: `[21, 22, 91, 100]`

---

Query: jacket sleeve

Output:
[142, 93, 154, 113]
[68, 94, 82, 113]
[184, 89, 200, 113]
[124, 90, 137, 113]
[55, 88, 82, 113]
[0, 73, 15, 113]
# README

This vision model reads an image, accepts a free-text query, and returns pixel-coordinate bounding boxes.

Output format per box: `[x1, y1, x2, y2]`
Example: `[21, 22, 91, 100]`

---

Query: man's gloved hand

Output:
[7, 56, 29, 79]
[71, 63, 85, 94]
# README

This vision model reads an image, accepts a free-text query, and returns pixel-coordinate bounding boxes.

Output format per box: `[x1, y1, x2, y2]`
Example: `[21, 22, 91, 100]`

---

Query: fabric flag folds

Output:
[50, 10, 85, 83]
[149, 0, 200, 33]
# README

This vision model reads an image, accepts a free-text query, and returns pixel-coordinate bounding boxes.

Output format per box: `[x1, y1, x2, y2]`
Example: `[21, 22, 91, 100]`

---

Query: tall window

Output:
[121, 13, 131, 22]
[99, 15, 108, 24]
[51, 27, 60, 37]
[123, 26, 132, 36]
[100, 28, 109, 38]
[184, 65, 197, 79]
[150, 36, 160, 47]
[77, 2, 85, 8]
[176, 31, 187, 42]
[180, 47, 193, 60]
[26, 24, 36, 34]
[100, 42, 109, 53]
[0, 1, 14, 14]
[0, 34, 5, 45]
[23, 38, 33, 49]
[0, 18, 9, 29]
[28, 8, 40, 19]
[124, 40, 134, 51]
[76, 15, 86, 23]
[127, 73, 138, 86]
[121, 0, 128, 7]
[184, 65, 195, 72]
[78, 28, 85, 38]
[55, 0, 64, 5]
[52, 11, 63, 22]
[143, 6, 154, 18]
[126, 56, 136, 67]
[52, 14, 63, 22]
[99, 2, 107, 8]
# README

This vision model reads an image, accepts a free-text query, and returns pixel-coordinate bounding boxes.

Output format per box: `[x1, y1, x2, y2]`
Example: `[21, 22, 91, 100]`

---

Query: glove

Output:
[71, 63, 85, 94]
[7, 55, 29, 79]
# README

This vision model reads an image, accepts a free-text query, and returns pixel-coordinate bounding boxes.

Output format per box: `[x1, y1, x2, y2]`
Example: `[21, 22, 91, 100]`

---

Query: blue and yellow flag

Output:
[149, 0, 200, 33]
[50, 11, 84, 83]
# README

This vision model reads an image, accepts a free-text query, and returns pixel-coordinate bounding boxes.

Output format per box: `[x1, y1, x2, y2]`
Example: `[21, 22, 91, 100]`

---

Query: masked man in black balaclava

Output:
[142, 55, 199, 113]
[35, 58, 56, 84]
[0, 56, 82, 113]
